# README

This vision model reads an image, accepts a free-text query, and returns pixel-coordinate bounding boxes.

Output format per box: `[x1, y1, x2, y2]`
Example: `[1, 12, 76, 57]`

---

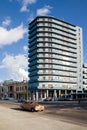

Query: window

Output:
[48, 28, 52, 31]
[20, 87, 22, 91]
[22, 87, 24, 91]
[48, 33, 52, 36]
[48, 64, 51, 67]
[42, 84, 45, 88]
[9, 86, 13, 91]
[43, 28, 45, 31]
[48, 18, 52, 21]
[43, 64, 45, 67]
[43, 59, 45, 62]
[48, 43, 52, 47]
[48, 84, 53, 88]
[48, 59, 51, 63]
[43, 18, 45, 21]
[43, 48, 45, 51]
[48, 38, 52, 42]
[43, 33, 45, 36]
[43, 23, 45, 26]
[48, 77, 52, 80]
[78, 28, 80, 32]
[48, 53, 51, 57]
[43, 43, 45, 46]
[48, 48, 52, 52]
[48, 70, 52, 74]
[48, 23, 52, 27]
[43, 53, 45, 56]
[25, 86, 27, 90]
[43, 70, 46, 73]
[16, 87, 19, 91]
[43, 38, 45, 41]
[43, 77, 46, 80]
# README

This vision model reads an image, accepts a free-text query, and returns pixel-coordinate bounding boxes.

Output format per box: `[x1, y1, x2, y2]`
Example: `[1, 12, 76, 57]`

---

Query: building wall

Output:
[0, 81, 28, 100]
[16, 81, 28, 100]
[7, 81, 28, 100]
[28, 16, 83, 100]
[0, 86, 4, 99]
[83, 64, 87, 91]
[76, 27, 83, 91]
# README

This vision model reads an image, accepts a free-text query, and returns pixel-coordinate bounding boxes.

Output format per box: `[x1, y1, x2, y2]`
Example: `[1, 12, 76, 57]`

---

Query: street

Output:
[0, 100, 87, 130]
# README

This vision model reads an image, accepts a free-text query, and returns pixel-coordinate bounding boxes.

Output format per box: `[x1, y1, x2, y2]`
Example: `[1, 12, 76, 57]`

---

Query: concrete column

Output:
[71, 90, 73, 99]
[54, 90, 57, 97]
[76, 91, 78, 100]
[82, 90, 84, 98]
[59, 90, 61, 98]
[46, 90, 49, 97]
[33, 91, 35, 100]
[65, 90, 67, 98]
[36, 91, 38, 101]
[40, 90, 42, 99]
[29, 91, 31, 100]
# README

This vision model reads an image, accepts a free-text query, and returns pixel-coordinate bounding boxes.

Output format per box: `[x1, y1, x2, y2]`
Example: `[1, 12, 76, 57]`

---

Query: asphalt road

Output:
[40, 101, 87, 126]
[0, 100, 87, 130]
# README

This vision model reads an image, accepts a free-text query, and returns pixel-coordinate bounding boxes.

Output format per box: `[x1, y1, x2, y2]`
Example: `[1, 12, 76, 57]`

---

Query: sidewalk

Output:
[0, 106, 87, 130]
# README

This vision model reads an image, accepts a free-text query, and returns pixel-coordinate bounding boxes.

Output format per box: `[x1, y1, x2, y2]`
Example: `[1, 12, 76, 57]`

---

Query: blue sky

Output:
[0, 0, 87, 82]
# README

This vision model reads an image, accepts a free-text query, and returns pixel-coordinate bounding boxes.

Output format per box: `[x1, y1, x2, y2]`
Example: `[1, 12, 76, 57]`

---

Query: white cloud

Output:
[0, 64, 4, 69]
[20, 0, 37, 12]
[37, 5, 52, 16]
[1, 54, 28, 81]
[2, 17, 11, 27]
[23, 45, 28, 52]
[0, 23, 27, 48]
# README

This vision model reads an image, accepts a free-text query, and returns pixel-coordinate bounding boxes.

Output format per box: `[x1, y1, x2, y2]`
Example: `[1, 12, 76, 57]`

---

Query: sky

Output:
[0, 0, 87, 82]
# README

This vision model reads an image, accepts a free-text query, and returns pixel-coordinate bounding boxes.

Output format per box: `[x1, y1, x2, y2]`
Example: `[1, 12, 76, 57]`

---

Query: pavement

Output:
[0, 105, 87, 130]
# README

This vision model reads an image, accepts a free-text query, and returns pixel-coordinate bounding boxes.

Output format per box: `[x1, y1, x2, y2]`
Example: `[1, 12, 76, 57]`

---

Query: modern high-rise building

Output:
[28, 16, 83, 100]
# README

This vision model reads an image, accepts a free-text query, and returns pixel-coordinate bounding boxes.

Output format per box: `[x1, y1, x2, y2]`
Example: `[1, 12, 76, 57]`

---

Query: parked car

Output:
[52, 97, 58, 101]
[18, 98, 25, 103]
[3, 97, 16, 101]
[0, 97, 4, 100]
[43, 97, 52, 101]
[8, 97, 16, 101]
[20, 100, 44, 112]
[58, 97, 73, 101]
[3, 97, 9, 100]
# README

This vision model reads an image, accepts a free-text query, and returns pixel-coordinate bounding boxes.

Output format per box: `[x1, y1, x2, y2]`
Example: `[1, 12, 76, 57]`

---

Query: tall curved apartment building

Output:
[28, 16, 83, 100]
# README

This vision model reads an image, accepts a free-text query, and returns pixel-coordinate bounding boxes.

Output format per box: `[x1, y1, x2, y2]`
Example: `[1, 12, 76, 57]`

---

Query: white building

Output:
[28, 16, 83, 100]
